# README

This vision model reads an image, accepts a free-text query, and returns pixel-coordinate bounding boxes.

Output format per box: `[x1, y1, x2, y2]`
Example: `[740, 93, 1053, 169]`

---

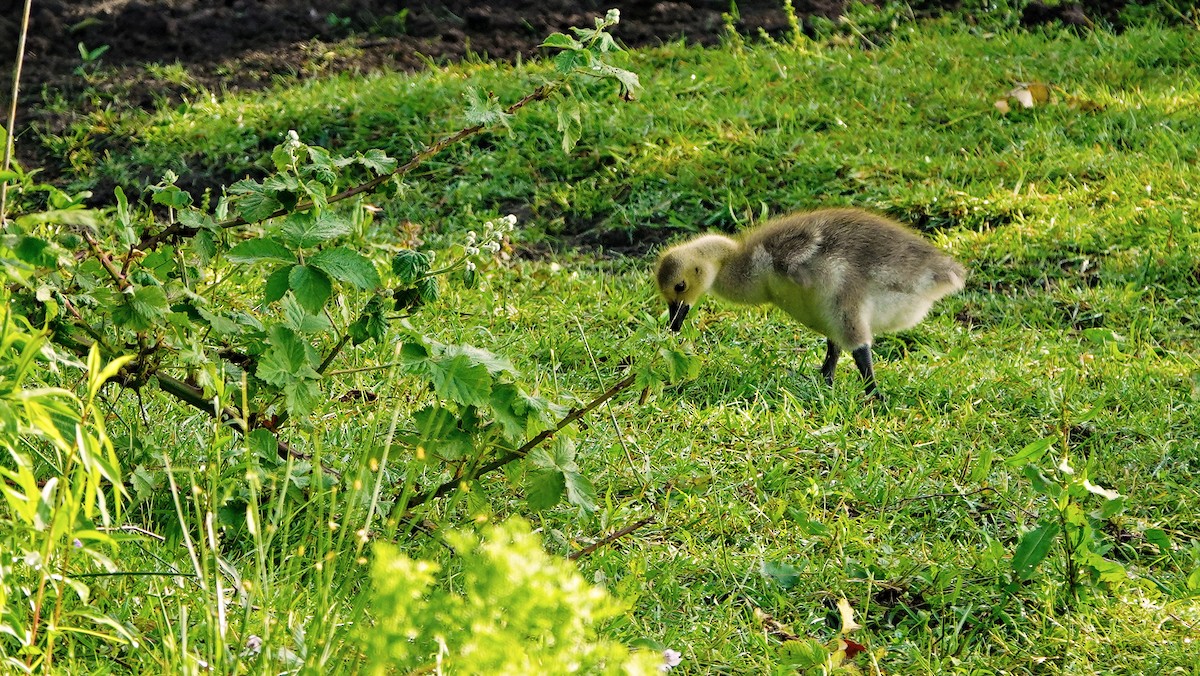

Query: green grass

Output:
[9, 16, 1200, 675]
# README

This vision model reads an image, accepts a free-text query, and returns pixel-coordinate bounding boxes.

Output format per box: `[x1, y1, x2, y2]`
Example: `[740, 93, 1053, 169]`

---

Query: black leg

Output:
[851, 345, 881, 399]
[820, 338, 841, 386]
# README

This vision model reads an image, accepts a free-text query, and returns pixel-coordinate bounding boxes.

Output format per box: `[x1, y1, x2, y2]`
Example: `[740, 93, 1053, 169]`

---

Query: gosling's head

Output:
[655, 241, 721, 332]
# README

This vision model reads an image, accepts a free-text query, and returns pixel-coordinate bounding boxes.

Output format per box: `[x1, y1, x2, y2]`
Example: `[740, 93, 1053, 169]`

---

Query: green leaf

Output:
[1188, 566, 1200, 592]
[288, 265, 332, 314]
[280, 211, 351, 248]
[196, 307, 242, 336]
[1144, 528, 1171, 555]
[309, 246, 381, 290]
[416, 277, 439, 304]
[284, 379, 322, 418]
[556, 101, 583, 153]
[553, 49, 586, 75]
[264, 265, 293, 304]
[438, 344, 515, 376]
[540, 32, 582, 50]
[227, 238, 295, 264]
[112, 286, 169, 330]
[151, 184, 193, 209]
[413, 405, 473, 461]
[426, 355, 492, 407]
[563, 471, 597, 512]
[660, 347, 700, 382]
[13, 236, 58, 267]
[1005, 437, 1055, 468]
[348, 296, 388, 345]
[527, 469, 566, 511]
[256, 325, 320, 387]
[247, 429, 279, 461]
[761, 560, 803, 589]
[464, 88, 511, 128]
[358, 149, 397, 174]
[391, 249, 430, 286]
[282, 294, 332, 333]
[229, 179, 284, 223]
[1012, 519, 1061, 581]
[1022, 464, 1060, 498]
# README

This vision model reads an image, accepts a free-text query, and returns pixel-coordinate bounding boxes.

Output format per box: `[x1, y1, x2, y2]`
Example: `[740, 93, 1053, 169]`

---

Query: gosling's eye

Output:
[674, 282, 686, 293]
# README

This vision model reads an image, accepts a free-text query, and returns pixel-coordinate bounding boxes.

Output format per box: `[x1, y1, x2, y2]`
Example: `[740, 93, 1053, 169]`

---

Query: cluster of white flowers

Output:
[464, 214, 517, 272]
[605, 8, 620, 25]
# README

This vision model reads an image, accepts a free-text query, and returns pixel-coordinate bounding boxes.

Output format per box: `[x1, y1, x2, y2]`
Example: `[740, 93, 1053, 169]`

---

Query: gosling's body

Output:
[655, 208, 966, 396]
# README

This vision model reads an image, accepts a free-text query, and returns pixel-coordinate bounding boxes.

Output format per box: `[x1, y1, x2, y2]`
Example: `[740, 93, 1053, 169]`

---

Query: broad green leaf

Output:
[247, 429, 279, 461]
[229, 179, 284, 223]
[563, 471, 597, 512]
[151, 184, 192, 209]
[527, 469, 566, 511]
[348, 296, 387, 345]
[288, 265, 332, 314]
[112, 286, 169, 330]
[309, 246, 381, 290]
[660, 347, 700, 382]
[264, 265, 293, 304]
[553, 48, 586, 75]
[1144, 528, 1171, 555]
[413, 405, 473, 461]
[1012, 519, 1061, 581]
[391, 249, 430, 285]
[280, 211, 351, 248]
[540, 32, 581, 50]
[416, 277, 439, 304]
[1005, 437, 1055, 468]
[761, 560, 803, 589]
[1188, 566, 1200, 591]
[227, 238, 295, 264]
[282, 294, 332, 333]
[284, 379, 322, 418]
[556, 101, 583, 153]
[256, 325, 320, 387]
[13, 236, 58, 267]
[438, 344, 515, 376]
[426, 355, 492, 407]
[358, 149, 397, 174]
[15, 208, 101, 229]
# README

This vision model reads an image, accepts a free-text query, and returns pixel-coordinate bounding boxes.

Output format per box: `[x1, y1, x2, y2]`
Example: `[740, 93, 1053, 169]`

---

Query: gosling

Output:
[655, 208, 966, 397]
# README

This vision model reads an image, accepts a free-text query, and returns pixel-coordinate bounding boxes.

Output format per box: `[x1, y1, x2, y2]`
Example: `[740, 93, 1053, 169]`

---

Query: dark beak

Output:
[667, 301, 690, 332]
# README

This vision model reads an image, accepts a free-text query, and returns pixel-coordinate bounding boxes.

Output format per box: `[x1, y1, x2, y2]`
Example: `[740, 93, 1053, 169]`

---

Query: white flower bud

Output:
[505, 214, 518, 226]
[465, 246, 479, 256]
[484, 241, 501, 254]
[606, 8, 620, 24]
[465, 260, 476, 271]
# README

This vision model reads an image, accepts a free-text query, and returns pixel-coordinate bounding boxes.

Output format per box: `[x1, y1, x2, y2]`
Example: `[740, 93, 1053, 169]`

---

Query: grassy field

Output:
[6, 13, 1200, 675]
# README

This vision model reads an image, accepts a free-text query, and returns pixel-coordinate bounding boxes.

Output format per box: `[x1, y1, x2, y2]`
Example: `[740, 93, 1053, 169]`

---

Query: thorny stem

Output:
[402, 371, 636, 512]
[568, 516, 656, 561]
[1, 0, 33, 228]
[81, 230, 132, 292]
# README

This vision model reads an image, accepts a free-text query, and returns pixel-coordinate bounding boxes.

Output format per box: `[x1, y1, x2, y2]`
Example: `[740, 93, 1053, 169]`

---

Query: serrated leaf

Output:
[247, 429, 279, 461]
[264, 265, 293, 304]
[130, 464, 162, 502]
[256, 325, 320, 387]
[1144, 528, 1171, 555]
[196, 307, 242, 336]
[112, 286, 168, 330]
[413, 405, 473, 461]
[151, 185, 192, 209]
[437, 343, 515, 376]
[358, 149, 397, 174]
[557, 102, 583, 153]
[282, 294, 332, 333]
[540, 32, 582, 50]
[464, 88, 512, 128]
[1005, 437, 1055, 468]
[280, 211, 351, 248]
[229, 179, 284, 223]
[426, 354, 492, 407]
[348, 296, 387, 345]
[309, 246, 380, 290]
[288, 265, 332, 314]
[563, 471, 596, 512]
[660, 347, 700, 382]
[554, 49, 587, 75]
[1012, 519, 1061, 581]
[284, 379, 322, 418]
[391, 249, 431, 285]
[13, 236, 57, 267]
[416, 276, 439, 304]
[227, 238, 295, 264]
[527, 469, 566, 511]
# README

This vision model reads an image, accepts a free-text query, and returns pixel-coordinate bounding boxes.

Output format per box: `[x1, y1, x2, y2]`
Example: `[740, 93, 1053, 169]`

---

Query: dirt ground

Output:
[1, 0, 1125, 175]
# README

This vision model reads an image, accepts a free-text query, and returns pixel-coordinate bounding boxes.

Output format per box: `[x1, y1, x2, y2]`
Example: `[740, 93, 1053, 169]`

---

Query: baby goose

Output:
[655, 208, 966, 397]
